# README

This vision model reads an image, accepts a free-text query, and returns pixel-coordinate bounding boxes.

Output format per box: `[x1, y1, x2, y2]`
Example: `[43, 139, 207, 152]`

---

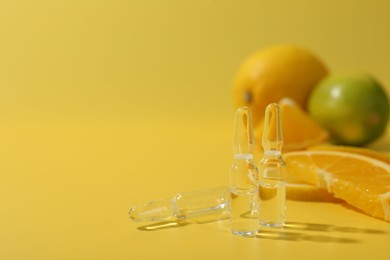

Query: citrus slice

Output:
[286, 183, 341, 202]
[255, 98, 329, 152]
[284, 150, 390, 222]
[308, 145, 390, 164]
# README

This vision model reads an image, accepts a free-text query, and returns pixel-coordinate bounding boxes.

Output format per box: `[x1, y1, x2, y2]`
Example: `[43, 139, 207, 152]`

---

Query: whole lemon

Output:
[308, 74, 389, 146]
[233, 45, 328, 126]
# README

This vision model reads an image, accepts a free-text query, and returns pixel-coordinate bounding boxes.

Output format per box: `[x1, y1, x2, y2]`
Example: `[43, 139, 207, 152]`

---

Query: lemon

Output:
[232, 45, 328, 126]
[308, 73, 389, 146]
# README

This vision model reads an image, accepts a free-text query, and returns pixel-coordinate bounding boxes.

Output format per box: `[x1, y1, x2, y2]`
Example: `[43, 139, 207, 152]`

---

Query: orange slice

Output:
[286, 183, 341, 202]
[255, 98, 329, 152]
[308, 145, 390, 164]
[284, 150, 390, 222]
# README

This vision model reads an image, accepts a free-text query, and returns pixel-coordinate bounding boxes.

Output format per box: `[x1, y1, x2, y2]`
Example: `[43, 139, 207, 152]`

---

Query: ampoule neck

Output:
[260, 149, 286, 167]
[234, 153, 254, 160]
[263, 150, 282, 157]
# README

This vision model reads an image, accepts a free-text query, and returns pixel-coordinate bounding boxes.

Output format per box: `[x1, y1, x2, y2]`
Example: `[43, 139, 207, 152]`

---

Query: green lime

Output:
[308, 74, 389, 146]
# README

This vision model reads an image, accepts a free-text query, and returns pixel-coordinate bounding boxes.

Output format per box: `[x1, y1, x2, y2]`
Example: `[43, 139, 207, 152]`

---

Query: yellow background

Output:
[0, 0, 389, 259]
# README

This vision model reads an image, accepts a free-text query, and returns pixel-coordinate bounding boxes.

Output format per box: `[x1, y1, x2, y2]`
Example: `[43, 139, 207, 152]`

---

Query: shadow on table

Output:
[137, 221, 191, 231]
[254, 221, 388, 243]
[136, 219, 387, 244]
[284, 221, 387, 234]
[136, 216, 229, 231]
[255, 229, 359, 243]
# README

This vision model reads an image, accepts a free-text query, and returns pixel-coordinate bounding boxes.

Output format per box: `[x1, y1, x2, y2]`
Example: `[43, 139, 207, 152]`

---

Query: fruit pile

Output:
[232, 45, 390, 222]
[233, 45, 389, 149]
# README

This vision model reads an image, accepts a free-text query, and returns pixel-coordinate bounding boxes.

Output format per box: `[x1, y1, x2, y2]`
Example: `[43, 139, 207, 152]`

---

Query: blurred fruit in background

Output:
[233, 45, 390, 221]
[308, 74, 389, 146]
[232, 45, 328, 126]
[254, 98, 329, 152]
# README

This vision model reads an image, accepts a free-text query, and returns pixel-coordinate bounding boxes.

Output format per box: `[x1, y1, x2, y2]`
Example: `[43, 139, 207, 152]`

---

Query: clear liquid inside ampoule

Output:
[258, 179, 286, 227]
[230, 188, 259, 236]
[176, 201, 230, 222]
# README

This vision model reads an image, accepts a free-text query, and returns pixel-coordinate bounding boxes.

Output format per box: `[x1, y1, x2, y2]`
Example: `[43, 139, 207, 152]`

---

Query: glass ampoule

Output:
[128, 186, 230, 223]
[229, 106, 259, 236]
[258, 103, 286, 228]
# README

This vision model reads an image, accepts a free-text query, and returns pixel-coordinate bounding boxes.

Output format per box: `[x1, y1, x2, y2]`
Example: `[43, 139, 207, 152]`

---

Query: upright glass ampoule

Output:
[258, 103, 286, 227]
[229, 106, 259, 236]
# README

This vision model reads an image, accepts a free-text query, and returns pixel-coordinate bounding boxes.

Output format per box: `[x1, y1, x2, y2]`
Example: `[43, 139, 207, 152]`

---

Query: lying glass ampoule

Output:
[128, 186, 230, 223]
[229, 106, 259, 236]
[258, 103, 286, 227]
